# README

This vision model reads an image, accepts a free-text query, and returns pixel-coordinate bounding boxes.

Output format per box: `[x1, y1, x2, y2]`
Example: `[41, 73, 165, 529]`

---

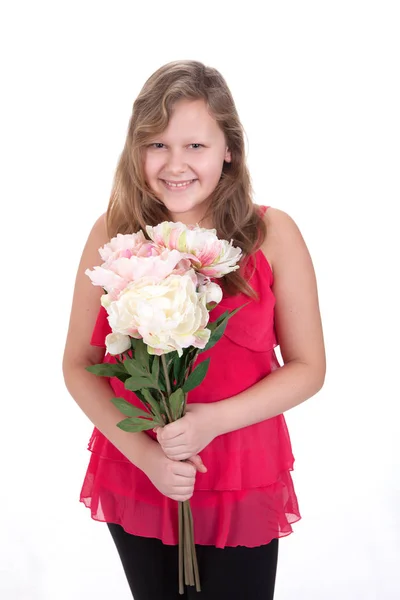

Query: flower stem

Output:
[182, 351, 199, 413]
[178, 502, 184, 595]
[183, 501, 194, 586]
[160, 355, 173, 423]
[186, 501, 201, 592]
[160, 391, 173, 424]
[161, 354, 172, 396]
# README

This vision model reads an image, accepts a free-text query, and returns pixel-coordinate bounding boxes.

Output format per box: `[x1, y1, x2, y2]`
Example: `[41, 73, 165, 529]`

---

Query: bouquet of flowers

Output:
[85, 220, 243, 594]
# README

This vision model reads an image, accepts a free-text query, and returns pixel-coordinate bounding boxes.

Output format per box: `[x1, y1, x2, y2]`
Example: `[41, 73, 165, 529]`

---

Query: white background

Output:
[1, 1, 399, 598]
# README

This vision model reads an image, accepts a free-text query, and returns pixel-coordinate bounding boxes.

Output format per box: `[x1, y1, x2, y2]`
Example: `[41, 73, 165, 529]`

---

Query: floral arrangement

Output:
[85, 221, 243, 593]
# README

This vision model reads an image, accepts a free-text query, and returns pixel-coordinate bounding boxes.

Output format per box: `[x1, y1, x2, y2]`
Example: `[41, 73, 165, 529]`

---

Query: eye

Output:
[149, 143, 166, 149]
[189, 143, 204, 149]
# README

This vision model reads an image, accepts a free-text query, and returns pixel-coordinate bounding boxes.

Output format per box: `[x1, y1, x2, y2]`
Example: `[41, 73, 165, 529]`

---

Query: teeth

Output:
[165, 180, 193, 187]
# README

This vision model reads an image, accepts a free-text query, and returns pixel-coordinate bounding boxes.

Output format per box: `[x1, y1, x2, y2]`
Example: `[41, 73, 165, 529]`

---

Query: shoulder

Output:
[80, 212, 109, 260]
[90, 211, 108, 241]
[259, 206, 310, 275]
[62, 211, 109, 369]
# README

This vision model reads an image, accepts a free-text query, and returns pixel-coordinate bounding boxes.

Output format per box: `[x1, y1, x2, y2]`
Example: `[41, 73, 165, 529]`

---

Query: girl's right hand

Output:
[144, 444, 206, 502]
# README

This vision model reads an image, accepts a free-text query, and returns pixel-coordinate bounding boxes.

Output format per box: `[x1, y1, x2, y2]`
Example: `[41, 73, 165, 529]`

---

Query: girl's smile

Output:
[160, 178, 198, 191]
[144, 98, 231, 224]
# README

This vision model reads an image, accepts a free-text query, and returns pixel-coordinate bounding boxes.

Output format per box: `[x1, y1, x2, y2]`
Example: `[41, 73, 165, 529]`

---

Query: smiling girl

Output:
[62, 60, 326, 600]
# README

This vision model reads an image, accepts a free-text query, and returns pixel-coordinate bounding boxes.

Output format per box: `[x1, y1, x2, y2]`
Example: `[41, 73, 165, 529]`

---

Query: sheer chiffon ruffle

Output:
[81, 452, 300, 548]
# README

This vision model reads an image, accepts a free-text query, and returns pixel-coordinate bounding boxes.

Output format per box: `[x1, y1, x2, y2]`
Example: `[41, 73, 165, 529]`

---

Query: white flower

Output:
[103, 272, 211, 356]
[198, 281, 223, 306]
[105, 332, 131, 355]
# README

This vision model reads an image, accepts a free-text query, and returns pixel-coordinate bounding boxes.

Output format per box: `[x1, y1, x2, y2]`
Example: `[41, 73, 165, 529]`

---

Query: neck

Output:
[169, 209, 214, 230]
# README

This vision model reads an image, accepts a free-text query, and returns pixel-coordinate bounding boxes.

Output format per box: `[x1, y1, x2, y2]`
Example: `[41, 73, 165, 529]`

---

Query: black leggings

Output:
[107, 523, 279, 600]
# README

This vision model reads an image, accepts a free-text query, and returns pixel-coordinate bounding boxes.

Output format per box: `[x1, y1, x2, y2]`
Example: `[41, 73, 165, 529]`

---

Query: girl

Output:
[62, 60, 326, 600]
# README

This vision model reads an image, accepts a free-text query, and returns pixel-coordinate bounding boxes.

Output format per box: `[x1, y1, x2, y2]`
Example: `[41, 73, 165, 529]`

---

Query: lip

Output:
[160, 179, 197, 190]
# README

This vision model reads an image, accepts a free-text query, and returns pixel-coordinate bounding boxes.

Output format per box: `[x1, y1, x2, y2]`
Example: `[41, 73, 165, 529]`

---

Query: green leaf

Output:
[123, 358, 148, 378]
[213, 310, 230, 327]
[166, 356, 175, 380]
[173, 353, 182, 384]
[148, 354, 164, 389]
[202, 320, 228, 352]
[125, 376, 156, 392]
[86, 363, 126, 378]
[200, 303, 249, 353]
[111, 397, 152, 419]
[86, 363, 130, 383]
[135, 339, 150, 372]
[206, 310, 231, 333]
[134, 389, 147, 404]
[182, 358, 210, 392]
[172, 350, 191, 388]
[116, 417, 156, 432]
[169, 388, 184, 420]
[141, 389, 163, 424]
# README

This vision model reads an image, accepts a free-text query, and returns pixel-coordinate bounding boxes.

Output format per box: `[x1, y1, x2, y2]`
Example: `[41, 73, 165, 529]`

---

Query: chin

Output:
[159, 196, 202, 212]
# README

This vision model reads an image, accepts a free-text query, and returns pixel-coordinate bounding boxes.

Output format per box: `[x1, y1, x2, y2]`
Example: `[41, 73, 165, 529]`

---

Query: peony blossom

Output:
[101, 272, 210, 356]
[105, 332, 131, 355]
[99, 231, 148, 264]
[86, 247, 192, 301]
[197, 281, 223, 306]
[146, 221, 242, 278]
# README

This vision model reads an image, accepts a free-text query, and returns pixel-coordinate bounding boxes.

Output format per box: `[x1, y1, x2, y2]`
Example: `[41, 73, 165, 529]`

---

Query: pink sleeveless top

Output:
[80, 206, 301, 548]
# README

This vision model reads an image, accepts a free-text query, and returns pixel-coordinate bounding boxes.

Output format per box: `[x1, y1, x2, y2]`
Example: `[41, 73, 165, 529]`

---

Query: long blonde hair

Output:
[106, 60, 266, 297]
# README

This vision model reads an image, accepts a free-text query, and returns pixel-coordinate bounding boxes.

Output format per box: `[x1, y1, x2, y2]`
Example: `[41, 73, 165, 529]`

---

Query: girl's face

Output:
[143, 98, 231, 225]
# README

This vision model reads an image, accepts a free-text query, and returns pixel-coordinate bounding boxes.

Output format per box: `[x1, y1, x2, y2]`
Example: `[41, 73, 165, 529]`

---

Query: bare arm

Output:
[212, 207, 326, 434]
[62, 213, 158, 471]
[155, 207, 326, 460]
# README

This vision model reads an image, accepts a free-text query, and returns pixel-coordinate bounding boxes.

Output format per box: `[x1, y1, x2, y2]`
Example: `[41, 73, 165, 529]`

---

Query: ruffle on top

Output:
[80, 206, 301, 548]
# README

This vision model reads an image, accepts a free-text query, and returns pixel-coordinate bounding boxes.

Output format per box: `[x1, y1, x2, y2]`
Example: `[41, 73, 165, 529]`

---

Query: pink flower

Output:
[86, 231, 195, 301]
[86, 247, 190, 300]
[146, 221, 242, 278]
[99, 231, 148, 264]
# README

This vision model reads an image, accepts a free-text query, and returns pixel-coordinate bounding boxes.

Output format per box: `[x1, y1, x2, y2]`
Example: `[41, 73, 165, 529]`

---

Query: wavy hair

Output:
[106, 60, 266, 297]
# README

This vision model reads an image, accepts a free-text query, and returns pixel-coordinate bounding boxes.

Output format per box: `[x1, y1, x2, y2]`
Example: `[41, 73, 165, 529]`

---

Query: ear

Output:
[224, 147, 232, 163]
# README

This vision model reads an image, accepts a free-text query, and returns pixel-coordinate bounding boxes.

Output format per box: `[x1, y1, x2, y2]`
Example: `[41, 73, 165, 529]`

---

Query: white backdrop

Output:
[1, 1, 399, 598]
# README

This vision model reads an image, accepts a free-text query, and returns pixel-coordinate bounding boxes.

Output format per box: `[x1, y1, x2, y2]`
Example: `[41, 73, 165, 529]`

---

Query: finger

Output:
[167, 452, 193, 461]
[173, 475, 195, 487]
[169, 493, 193, 502]
[172, 487, 194, 495]
[164, 449, 187, 459]
[159, 444, 188, 461]
[159, 438, 187, 449]
[158, 441, 187, 455]
[157, 421, 185, 441]
[187, 455, 208, 473]
[172, 462, 196, 478]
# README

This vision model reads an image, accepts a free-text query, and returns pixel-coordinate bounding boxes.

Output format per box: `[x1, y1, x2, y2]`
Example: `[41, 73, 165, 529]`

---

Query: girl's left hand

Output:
[154, 403, 218, 461]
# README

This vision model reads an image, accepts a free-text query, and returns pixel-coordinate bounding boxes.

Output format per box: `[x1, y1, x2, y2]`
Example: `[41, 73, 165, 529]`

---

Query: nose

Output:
[166, 148, 187, 175]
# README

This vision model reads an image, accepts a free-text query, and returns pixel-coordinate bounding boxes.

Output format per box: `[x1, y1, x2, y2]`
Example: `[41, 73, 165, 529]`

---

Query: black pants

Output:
[107, 523, 279, 600]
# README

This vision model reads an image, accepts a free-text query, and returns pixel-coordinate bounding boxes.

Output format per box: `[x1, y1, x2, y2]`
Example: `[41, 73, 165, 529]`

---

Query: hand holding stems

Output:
[147, 404, 215, 594]
[143, 442, 203, 502]
[154, 403, 218, 469]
